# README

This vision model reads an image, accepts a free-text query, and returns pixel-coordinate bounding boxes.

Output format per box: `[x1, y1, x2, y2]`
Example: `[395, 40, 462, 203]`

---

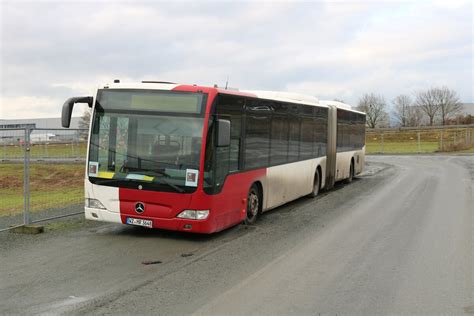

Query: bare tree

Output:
[333, 98, 345, 103]
[392, 94, 424, 127]
[435, 86, 462, 125]
[415, 88, 439, 126]
[406, 106, 424, 127]
[78, 109, 91, 140]
[415, 87, 462, 126]
[355, 93, 388, 128]
[392, 94, 412, 127]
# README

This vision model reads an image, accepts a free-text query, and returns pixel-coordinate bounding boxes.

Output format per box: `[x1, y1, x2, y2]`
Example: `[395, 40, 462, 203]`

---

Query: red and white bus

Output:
[61, 81, 365, 233]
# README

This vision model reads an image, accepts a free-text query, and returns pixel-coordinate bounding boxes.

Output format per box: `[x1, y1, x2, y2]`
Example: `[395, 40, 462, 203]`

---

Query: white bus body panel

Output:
[263, 157, 326, 211]
[335, 151, 354, 182]
[356, 146, 365, 175]
[335, 146, 366, 182]
[84, 180, 121, 223]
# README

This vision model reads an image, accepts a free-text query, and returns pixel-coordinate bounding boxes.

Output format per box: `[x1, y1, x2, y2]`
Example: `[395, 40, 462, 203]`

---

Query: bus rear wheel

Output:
[345, 161, 354, 184]
[309, 169, 320, 198]
[244, 184, 260, 225]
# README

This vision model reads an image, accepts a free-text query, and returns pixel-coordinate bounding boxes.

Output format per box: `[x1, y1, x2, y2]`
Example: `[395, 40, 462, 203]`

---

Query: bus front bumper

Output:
[85, 207, 216, 234]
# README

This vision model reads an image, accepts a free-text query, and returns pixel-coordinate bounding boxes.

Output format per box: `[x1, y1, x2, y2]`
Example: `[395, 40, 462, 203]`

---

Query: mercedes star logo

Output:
[135, 202, 145, 214]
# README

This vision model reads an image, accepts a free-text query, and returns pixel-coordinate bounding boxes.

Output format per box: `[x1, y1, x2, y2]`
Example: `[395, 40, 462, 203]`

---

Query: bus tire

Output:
[244, 184, 260, 225]
[309, 169, 320, 198]
[345, 160, 354, 184]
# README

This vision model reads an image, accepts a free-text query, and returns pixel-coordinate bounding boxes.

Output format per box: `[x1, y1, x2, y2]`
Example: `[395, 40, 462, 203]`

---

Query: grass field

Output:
[365, 141, 440, 154]
[366, 128, 474, 154]
[1, 142, 87, 159]
[0, 163, 84, 216]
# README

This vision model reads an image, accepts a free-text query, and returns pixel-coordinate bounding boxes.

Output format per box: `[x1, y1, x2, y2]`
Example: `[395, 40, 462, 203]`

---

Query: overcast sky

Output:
[0, 0, 472, 119]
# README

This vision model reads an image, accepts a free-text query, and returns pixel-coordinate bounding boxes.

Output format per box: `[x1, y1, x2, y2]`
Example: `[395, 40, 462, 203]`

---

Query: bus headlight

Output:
[177, 210, 209, 220]
[86, 198, 106, 209]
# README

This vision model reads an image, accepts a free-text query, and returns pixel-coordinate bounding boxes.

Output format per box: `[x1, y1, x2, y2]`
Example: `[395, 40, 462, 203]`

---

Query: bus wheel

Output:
[244, 184, 260, 225]
[309, 169, 320, 198]
[345, 161, 354, 184]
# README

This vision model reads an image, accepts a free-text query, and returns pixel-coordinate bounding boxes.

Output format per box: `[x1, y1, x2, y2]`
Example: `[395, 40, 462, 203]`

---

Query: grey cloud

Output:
[0, 0, 472, 119]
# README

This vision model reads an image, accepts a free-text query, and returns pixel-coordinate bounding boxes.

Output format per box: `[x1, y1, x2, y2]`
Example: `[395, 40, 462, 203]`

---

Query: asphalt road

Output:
[0, 155, 472, 315]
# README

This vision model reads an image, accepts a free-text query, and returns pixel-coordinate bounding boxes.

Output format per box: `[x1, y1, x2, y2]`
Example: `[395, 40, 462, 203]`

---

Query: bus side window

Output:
[216, 95, 244, 172]
[204, 94, 245, 194]
[300, 104, 314, 160]
[244, 100, 271, 169]
[90, 114, 112, 172]
[214, 129, 230, 189]
[270, 104, 289, 165]
[288, 104, 300, 162]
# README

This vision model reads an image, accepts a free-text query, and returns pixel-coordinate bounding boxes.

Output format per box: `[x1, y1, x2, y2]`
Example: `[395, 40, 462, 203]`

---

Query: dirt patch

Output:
[29, 165, 84, 190]
[0, 164, 84, 191]
[0, 176, 22, 189]
[436, 143, 474, 152]
[1, 163, 85, 215]
[0, 163, 85, 216]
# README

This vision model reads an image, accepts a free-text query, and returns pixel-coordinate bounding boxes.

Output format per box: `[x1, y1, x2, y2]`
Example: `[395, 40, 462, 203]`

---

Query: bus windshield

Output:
[88, 90, 206, 192]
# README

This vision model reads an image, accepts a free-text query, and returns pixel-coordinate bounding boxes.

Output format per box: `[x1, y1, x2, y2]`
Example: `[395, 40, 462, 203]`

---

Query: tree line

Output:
[354, 86, 470, 128]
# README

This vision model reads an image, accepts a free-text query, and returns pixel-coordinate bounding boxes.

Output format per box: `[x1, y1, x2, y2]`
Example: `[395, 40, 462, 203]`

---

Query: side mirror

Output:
[62, 96, 93, 128]
[216, 119, 230, 147]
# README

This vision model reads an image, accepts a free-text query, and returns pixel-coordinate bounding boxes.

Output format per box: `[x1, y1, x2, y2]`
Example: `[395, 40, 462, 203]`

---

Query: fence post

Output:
[23, 128, 31, 225]
[440, 130, 444, 152]
[381, 132, 384, 154]
[417, 131, 421, 153]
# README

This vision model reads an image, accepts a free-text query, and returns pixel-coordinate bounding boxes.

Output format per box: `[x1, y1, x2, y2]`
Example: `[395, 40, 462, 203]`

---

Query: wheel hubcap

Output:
[248, 192, 258, 217]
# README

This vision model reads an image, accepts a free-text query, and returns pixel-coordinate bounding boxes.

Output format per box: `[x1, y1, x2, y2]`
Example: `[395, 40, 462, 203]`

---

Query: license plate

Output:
[126, 217, 153, 228]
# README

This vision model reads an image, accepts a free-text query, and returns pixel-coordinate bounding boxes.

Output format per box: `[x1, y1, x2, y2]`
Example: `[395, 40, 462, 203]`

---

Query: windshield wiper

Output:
[140, 168, 170, 178]
[94, 162, 186, 193]
[143, 169, 185, 193]
[92, 173, 184, 193]
[128, 169, 185, 193]
[153, 176, 185, 193]
[92, 178, 132, 184]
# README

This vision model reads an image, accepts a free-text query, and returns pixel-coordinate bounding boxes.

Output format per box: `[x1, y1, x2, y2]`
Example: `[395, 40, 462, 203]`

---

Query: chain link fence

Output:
[1, 128, 87, 161]
[0, 128, 88, 232]
[366, 125, 474, 154]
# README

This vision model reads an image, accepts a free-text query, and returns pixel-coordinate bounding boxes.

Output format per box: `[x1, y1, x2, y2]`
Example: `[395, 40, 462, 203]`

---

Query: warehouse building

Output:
[0, 117, 83, 144]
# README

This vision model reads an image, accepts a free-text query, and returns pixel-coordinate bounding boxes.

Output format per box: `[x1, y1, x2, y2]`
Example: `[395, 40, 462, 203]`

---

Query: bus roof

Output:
[240, 90, 324, 107]
[99, 81, 364, 113]
[319, 100, 366, 115]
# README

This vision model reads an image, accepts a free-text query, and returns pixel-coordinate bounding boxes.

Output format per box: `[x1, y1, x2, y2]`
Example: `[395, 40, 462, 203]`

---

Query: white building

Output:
[0, 117, 83, 144]
[461, 103, 474, 116]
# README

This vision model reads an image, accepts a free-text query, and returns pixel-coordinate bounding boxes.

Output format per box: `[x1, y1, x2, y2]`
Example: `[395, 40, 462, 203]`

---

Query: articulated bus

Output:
[61, 81, 365, 234]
